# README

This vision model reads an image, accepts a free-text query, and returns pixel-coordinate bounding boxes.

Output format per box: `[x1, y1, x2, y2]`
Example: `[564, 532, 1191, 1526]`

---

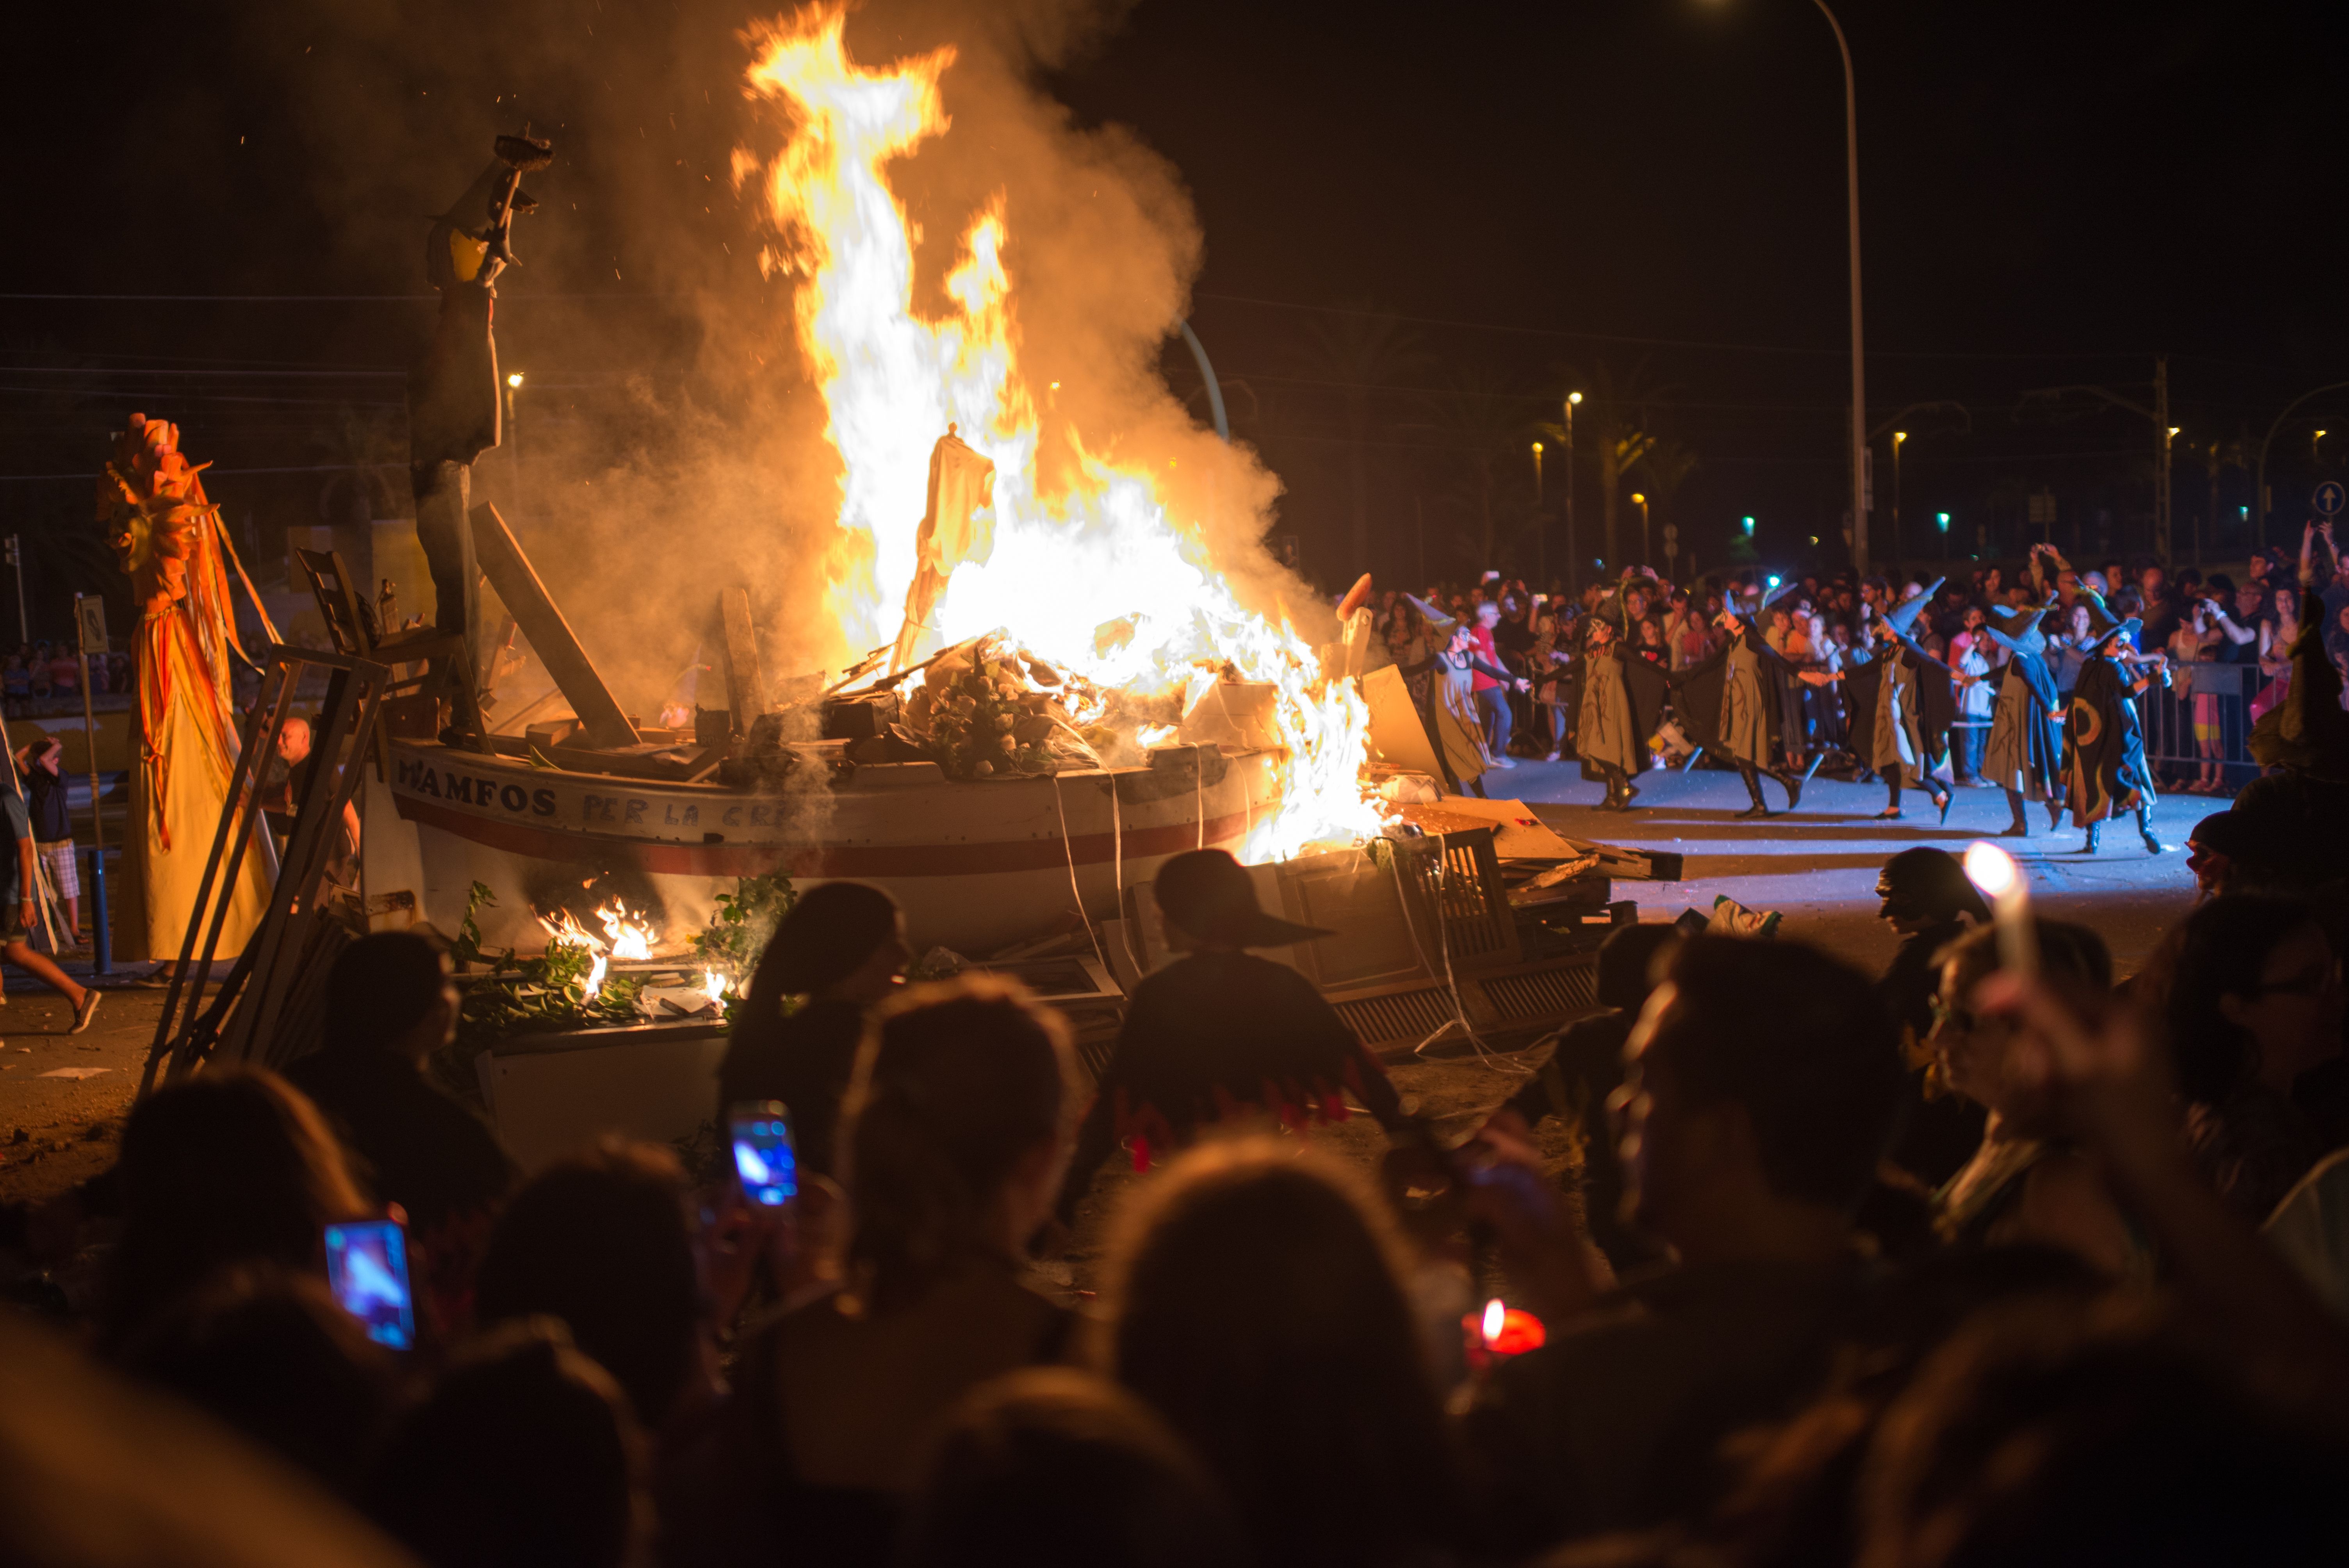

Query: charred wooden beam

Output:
[469, 503, 639, 750]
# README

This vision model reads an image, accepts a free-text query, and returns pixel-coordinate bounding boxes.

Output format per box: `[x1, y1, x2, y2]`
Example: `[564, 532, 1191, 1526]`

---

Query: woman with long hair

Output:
[99, 1070, 369, 1354]
[1103, 1142, 1470, 1568]
[721, 977, 1081, 1558]
[714, 881, 910, 1178]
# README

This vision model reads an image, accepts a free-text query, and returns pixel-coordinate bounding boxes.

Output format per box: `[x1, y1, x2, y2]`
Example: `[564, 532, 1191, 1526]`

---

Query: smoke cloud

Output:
[210, 0, 1315, 715]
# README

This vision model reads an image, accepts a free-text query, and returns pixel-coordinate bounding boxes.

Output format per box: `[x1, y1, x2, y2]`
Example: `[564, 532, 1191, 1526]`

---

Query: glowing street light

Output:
[1936, 511, 1951, 534]
[1741, 515, 1757, 537]
[506, 371, 524, 389]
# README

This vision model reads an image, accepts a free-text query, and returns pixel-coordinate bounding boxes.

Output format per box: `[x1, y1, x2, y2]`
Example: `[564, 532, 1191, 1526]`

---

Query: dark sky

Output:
[5, 0, 2345, 624]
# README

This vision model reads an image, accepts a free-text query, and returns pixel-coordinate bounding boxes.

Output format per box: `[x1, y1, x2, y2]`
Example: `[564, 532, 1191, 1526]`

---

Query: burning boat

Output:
[362, 5, 1383, 958]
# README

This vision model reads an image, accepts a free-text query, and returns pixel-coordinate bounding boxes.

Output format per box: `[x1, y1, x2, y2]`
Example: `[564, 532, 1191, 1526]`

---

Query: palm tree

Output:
[1426, 368, 1539, 574]
[1636, 438, 1699, 570]
[1576, 361, 1672, 574]
[1294, 306, 1432, 574]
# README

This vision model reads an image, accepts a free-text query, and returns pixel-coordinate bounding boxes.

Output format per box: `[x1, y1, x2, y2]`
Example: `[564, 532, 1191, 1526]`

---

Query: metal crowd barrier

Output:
[2136, 661, 2274, 795]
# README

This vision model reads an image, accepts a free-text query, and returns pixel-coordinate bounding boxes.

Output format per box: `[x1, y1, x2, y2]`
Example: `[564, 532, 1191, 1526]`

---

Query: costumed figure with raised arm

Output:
[1394, 595, 1521, 797]
[1980, 543, 2068, 837]
[1852, 582, 1956, 823]
[1671, 580, 1810, 818]
[1573, 591, 1666, 811]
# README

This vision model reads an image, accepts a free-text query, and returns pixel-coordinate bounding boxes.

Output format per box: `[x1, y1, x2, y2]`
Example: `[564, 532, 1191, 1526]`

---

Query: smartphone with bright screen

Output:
[323, 1219, 415, 1350]
[730, 1101, 798, 1206]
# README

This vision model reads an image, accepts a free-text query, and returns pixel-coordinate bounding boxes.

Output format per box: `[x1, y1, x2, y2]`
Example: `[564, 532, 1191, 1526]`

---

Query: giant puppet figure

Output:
[101, 415, 276, 959]
[408, 132, 553, 743]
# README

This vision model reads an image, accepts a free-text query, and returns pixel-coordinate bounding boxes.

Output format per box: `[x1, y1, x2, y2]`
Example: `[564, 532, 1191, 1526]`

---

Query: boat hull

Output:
[372, 739, 1281, 956]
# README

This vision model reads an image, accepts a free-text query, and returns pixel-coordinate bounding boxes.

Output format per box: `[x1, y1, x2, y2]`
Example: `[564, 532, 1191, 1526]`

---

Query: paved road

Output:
[1488, 757, 2200, 977]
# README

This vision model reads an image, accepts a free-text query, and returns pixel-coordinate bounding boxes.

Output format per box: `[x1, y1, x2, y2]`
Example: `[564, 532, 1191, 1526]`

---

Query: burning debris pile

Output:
[895, 634, 1116, 779]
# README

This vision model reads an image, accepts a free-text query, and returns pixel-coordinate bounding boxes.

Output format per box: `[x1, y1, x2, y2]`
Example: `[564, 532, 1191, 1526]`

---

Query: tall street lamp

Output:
[1814, 0, 1869, 576]
[1631, 492, 1651, 565]
[1531, 441, 1547, 586]
[2254, 379, 2349, 550]
[1563, 392, 1582, 593]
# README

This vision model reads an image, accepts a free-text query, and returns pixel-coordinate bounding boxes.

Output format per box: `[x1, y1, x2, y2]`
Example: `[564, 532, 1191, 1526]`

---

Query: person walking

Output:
[14, 737, 80, 945]
[1468, 601, 1521, 767]
[1572, 593, 1658, 812]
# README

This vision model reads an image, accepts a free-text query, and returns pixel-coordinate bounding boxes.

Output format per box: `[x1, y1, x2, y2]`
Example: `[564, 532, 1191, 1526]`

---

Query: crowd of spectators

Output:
[1377, 520, 2349, 792]
[2, 811, 2347, 1568]
[1, 640, 134, 713]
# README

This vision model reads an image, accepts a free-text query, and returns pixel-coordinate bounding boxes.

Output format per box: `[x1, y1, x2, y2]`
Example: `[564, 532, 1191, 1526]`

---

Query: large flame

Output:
[739, 5, 1379, 861]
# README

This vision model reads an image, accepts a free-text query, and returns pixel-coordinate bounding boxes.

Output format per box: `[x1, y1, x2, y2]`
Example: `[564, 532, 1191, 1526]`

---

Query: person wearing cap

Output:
[1979, 543, 2068, 838]
[1872, 847, 1992, 1186]
[2060, 587, 2169, 855]
[1857, 579, 1955, 823]
[1054, 849, 1411, 1222]
[1672, 582, 1809, 818]
[2185, 811, 2248, 900]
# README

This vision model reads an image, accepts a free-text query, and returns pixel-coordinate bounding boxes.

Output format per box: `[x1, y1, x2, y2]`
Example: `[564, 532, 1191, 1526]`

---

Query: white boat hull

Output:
[369, 740, 1281, 956]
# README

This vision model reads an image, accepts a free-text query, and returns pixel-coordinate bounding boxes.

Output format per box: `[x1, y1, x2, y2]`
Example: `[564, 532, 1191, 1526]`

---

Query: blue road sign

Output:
[2316, 480, 2345, 517]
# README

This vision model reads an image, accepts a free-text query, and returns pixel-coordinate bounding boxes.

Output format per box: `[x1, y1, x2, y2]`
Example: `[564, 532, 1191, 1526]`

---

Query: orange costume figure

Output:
[99, 414, 275, 960]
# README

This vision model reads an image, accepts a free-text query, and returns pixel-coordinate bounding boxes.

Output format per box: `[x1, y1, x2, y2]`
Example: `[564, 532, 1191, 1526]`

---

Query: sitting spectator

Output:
[1105, 1141, 1469, 1568]
[98, 1069, 371, 1354]
[369, 1319, 649, 1568]
[117, 1265, 396, 1500]
[475, 1142, 707, 1440]
[285, 933, 515, 1272]
[714, 880, 910, 1178]
[1057, 848, 1412, 1222]
[722, 976, 1079, 1556]
[1928, 921, 2142, 1278]
[900, 1367, 1244, 1568]
[1461, 936, 1906, 1550]
[2146, 896, 2342, 1222]
[1501, 920, 1682, 1270]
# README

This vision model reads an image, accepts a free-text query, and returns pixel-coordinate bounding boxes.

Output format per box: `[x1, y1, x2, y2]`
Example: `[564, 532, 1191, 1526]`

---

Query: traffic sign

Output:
[2316, 480, 2344, 517]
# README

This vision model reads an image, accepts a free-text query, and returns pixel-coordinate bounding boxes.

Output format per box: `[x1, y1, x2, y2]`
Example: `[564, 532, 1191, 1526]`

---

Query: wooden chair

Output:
[294, 547, 469, 768]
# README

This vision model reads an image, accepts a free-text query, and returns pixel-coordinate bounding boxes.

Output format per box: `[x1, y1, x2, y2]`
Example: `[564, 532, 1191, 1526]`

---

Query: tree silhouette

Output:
[1293, 305, 1431, 574]
[1636, 437, 1699, 569]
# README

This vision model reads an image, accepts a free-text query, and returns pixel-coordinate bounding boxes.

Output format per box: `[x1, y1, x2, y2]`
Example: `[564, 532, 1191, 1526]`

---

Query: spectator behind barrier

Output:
[900, 1367, 1245, 1568]
[1105, 1141, 1470, 1568]
[369, 1319, 649, 1568]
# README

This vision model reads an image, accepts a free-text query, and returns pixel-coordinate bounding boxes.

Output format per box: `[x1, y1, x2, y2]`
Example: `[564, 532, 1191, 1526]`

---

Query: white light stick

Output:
[1963, 841, 2035, 982]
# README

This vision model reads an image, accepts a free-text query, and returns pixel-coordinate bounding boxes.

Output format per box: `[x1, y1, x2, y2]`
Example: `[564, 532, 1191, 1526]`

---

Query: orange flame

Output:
[538, 901, 661, 999]
[740, 5, 1381, 861]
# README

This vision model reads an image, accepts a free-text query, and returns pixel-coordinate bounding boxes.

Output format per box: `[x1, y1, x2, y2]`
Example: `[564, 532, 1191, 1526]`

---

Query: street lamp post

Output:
[1531, 441, 1547, 586]
[1631, 492, 1650, 566]
[1563, 392, 1581, 593]
[1813, 0, 1870, 576]
[1890, 429, 1905, 568]
[2254, 380, 2349, 552]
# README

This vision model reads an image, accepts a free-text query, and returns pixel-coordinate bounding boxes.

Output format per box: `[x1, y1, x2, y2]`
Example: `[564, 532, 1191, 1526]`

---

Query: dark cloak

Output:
[1577, 651, 1671, 781]
[2063, 655, 2157, 823]
[1991, 650, 2064, 796]
[1671, 621, 1807, 767]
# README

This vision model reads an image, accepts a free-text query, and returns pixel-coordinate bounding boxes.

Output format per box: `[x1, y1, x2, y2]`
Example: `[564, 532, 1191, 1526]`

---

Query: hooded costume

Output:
[1979, 577, 2066, 836]
[1395, 595, 1499, 794]
[1574, 592, 1668, 810]
[1860, 583, 1956, 821]
[1055, 850, 1410, 1222]
[1672, 582, 1809, 816]
[2060, 590, 2165, 853]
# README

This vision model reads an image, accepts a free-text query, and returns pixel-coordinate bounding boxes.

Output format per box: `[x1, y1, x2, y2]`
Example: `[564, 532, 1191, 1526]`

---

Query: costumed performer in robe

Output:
[1396, 595, 1521, 797]
[1980, 543, 2068, 838]
[1574, 590, 1666, 811]
[101, 415, 276, 962]
[2062, 589, 2170, 855]
[1673, 581, 1811, 818]
[1865, 584, 1956, 824]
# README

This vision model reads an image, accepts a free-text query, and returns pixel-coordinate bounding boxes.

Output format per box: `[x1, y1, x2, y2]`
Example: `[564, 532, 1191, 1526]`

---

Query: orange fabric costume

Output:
[99, 415, 273, 959]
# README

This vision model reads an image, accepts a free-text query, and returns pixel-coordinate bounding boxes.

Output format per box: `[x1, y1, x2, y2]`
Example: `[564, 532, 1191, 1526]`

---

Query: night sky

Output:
[5, 0, 2345, 638]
